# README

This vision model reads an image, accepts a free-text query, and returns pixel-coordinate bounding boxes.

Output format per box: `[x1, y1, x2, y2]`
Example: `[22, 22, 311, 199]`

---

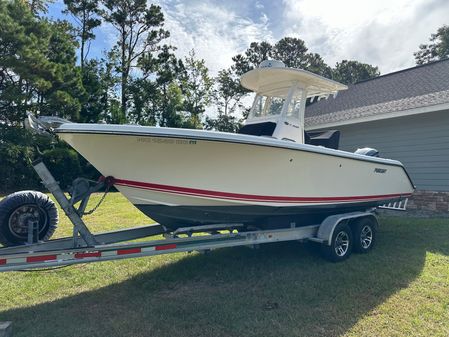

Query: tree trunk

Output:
[80, 11, 86, 70]
[120, 32, 127, 121]
[162, 84, 167, 126]
[121, 72, 127, 121]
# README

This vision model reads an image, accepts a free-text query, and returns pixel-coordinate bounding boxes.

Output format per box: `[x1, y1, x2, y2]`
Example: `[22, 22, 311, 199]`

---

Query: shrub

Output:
[42, 147, 82, 189]
[0, 125, 99, 193]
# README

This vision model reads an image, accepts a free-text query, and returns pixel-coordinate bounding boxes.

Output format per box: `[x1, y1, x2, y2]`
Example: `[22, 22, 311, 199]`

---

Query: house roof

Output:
[305, 58, 449, 129]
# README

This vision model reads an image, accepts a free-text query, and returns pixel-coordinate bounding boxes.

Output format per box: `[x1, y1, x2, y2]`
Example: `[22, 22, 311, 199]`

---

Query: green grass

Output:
[0, 193, 448, 337]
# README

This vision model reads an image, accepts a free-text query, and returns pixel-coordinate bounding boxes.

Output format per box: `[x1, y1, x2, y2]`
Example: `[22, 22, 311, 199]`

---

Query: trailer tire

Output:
[0, 191, 58, 246]
[352, 217, 377, 254]
[321, 222, 353, 262]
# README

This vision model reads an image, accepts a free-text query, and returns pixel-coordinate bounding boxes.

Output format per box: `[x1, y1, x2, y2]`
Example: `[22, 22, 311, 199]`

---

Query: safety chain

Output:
[82, 183, 111, 216]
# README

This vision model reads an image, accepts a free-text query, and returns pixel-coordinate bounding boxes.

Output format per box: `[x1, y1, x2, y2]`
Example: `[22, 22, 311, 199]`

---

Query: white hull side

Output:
[57, 127, 414, 209]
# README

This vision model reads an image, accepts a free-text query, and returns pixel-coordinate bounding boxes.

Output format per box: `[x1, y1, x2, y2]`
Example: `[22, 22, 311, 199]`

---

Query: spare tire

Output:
[0, 191, 58, 246]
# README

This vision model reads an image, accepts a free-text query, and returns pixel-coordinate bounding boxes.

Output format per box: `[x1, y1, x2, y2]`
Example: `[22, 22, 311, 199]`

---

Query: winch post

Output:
[32, 160, 98, 246]
[26, 219, 39, 244]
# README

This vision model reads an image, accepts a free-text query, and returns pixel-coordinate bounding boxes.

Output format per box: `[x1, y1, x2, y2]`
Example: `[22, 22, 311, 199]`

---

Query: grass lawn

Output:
[0, 192, 448, 337]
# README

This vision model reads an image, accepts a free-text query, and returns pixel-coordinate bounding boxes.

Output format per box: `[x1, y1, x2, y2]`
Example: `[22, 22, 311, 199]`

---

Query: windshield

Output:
[249, 95, 285, 118]
[285, 88, 305, 119]
[248, 87, 306, 120]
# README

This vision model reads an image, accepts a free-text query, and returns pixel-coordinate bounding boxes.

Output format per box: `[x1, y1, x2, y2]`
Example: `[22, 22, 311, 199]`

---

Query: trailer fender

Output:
[315, 212, 378, 246]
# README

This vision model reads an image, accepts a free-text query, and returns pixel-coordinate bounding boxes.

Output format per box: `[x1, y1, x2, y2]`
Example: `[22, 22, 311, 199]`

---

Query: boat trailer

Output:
[0, 160, 406, 272]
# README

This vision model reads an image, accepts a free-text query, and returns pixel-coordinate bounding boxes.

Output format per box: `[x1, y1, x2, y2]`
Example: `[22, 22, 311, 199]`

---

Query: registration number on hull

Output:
[137, 137, 197, 145]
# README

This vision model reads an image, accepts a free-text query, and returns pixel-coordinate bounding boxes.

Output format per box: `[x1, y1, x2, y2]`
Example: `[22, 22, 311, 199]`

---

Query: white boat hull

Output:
[56, 124, 414, 228]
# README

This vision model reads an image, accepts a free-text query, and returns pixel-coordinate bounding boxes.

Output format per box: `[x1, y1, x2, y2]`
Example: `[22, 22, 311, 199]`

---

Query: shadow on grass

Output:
[1, 218, 448, 337]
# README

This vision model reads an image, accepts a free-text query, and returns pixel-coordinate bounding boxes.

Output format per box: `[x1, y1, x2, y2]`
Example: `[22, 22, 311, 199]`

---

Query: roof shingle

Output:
[305, 58, 449, 127]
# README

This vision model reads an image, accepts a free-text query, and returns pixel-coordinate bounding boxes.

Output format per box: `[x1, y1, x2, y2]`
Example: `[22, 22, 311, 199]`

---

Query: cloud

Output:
[159, 0, 274, 75]
[282, 0, 449, 73]
[50, 0, 449, 76]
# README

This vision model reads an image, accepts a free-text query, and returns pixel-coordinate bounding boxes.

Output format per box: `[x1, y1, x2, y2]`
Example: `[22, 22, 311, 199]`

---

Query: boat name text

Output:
[137, 137, 197, 145]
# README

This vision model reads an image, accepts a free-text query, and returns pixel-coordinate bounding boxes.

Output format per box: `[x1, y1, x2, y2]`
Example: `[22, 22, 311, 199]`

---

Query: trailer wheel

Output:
[321, 222, 353, 262]
[352, 217, 377, 253]
[0, 191, 58, 246]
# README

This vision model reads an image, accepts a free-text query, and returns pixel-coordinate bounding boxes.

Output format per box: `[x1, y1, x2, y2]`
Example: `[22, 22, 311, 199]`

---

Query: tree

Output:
[102, 0, 169, 119]
[232, 37, 332, 77]
[243, 41, 273, 69]
[0, 0, 50, 124]
[101, 48, 124, 124]
[163, 82, 185, 128]
[0, 1, 84, 125]
[128, 77, 158, 125]
[414, 25, 449, 64]
[78, 59, 109, 123]
[306, 53, 332, 78]
[232, 41, 273, 76]
[128, 44, 184, 127]
[272, 37, 308, 69]
[24, 0, 54, 15]
[40, 20, 86, 119]
[204, 114, 241, 133]
[213, 68, 245, 117]
[204, 68, 244, 133]
[179, 50, 213, 129]
[0, 2, 95, 191]
[332, 60, 380, 85]
[153, 45, 184, 127]
[63, 0, 102, 69]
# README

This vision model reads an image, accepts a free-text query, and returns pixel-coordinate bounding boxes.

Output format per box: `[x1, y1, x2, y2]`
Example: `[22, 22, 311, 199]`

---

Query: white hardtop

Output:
[240, 60, 347, 97]
[239, 60, 347, 144]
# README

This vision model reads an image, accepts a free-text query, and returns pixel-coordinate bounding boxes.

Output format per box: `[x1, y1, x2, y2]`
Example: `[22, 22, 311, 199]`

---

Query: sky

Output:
[47, 0, 449, 76]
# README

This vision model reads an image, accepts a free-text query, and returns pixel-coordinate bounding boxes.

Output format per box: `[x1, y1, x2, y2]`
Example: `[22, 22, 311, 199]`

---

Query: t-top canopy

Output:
[240, 63, 348, 98]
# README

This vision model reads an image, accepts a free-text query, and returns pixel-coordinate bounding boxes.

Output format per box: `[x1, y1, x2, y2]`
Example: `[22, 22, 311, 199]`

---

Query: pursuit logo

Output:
[374, 168, 387, 174]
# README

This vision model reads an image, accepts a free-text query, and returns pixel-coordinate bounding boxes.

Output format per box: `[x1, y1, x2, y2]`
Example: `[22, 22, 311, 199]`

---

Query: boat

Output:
[54, 60, 415, 230]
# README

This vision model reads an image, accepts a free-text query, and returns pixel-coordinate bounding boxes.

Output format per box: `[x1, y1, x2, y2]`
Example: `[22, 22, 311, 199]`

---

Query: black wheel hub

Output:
[8, 204, 48, 239]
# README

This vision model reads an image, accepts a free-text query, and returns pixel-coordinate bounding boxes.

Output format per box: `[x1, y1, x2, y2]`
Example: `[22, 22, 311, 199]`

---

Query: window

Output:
[248, 87, 305, 120]
[285, 88, 305, 119]
[267, 97, 285, 116]
[249, 95, 284, 118]
[250, 95, 267, 118]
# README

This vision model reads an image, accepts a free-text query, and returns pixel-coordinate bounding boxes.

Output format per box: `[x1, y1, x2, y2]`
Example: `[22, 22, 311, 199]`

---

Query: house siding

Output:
[322, 110, 449, 192]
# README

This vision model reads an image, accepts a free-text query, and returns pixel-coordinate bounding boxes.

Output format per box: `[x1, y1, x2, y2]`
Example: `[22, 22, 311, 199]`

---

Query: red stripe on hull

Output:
[114, 178, 411, 204]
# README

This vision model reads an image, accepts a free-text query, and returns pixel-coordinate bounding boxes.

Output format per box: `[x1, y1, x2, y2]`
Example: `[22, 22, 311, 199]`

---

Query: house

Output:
[305, 58, 449, 215]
